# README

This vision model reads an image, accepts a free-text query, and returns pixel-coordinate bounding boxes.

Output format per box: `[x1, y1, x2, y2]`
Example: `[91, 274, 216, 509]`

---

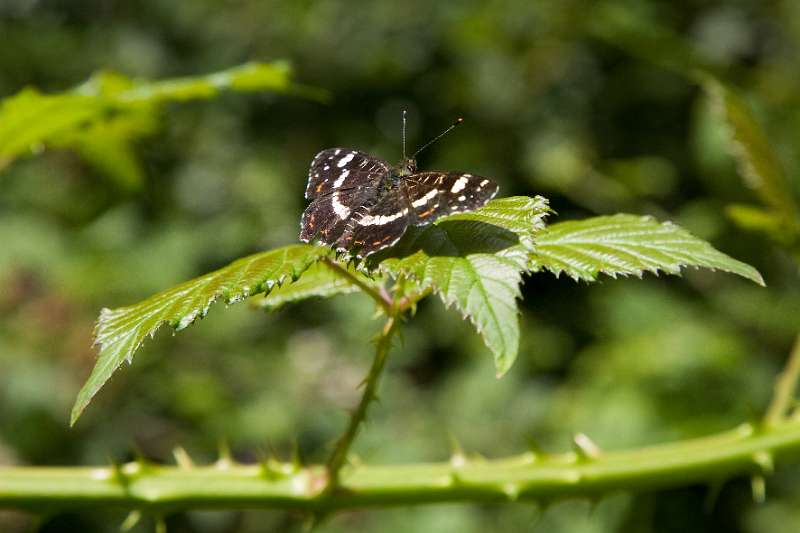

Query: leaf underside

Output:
[531, 214, 765, 286]
[71, 244, 328, 425]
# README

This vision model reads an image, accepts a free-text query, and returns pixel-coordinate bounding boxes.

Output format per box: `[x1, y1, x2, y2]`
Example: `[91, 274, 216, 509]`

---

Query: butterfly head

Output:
[397, 157, 417, 176]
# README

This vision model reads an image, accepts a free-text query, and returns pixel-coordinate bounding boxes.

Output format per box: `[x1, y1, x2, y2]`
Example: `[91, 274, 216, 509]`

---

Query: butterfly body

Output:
[300, 148, 498, 257]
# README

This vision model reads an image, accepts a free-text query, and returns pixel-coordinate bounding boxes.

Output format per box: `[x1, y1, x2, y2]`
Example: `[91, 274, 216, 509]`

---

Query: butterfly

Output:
[299, 117, 499, 257]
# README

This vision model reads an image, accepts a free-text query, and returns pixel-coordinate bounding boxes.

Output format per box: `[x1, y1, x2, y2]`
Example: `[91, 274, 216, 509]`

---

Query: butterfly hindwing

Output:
[300, 186, 375, 243]
[305, 148, 391, 200]
[334, 187, 411, 256]
[405, 171, 499, 225]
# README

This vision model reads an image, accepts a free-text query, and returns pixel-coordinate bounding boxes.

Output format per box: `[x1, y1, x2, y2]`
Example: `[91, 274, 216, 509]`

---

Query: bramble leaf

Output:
[531, 214, 765, 285]
[71, 244, 329, 425]
[255, 260, 383, 312]
[376, 196, 550, 376]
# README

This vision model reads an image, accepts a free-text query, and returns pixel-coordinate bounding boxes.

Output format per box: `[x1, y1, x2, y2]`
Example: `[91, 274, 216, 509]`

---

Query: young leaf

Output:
[702, 76, 798, 222]
[71, 244, 329, 425]
[376, 196, 550, 376]
[255, 260, 382, 312]
[531, 214, 765, 285]
[87, 61, 298, 104]
[0, 61, 311, 176]
[0, 90, 101, 168]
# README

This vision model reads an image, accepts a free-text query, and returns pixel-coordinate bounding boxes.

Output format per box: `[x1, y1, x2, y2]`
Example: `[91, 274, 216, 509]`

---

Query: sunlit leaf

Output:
[71, 244, 329, 425]
[0, 89, 101, 167]
[376, 196, 550, 376]
[531, 214, 765, 285]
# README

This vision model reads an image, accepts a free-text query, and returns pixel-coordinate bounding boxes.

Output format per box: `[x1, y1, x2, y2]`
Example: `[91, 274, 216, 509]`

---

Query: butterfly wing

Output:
[333, 188, 412, 257]
[300, 187, 375, 244]
[305, 148, 391, 200]
[404, 171, 499, 225]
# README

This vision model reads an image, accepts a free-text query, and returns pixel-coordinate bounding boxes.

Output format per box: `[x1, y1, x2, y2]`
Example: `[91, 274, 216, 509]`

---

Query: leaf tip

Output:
[69, 400, 86, 427]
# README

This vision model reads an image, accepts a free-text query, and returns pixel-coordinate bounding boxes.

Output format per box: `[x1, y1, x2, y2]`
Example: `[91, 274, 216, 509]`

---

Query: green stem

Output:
[3, 421, 800, 512]
[764, 334, 800, 427]
[324, 315, 400, 490]
[320, 257, 392, 314]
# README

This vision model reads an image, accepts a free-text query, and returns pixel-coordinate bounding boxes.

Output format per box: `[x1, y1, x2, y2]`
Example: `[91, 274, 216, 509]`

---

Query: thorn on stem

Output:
[291, 439, 303, 472]
[172, 446, 194, 469]
[573, 433, 602, 461]
[120, 510, 141, 532]
[216, 439, 234, 470]
[502, 483, 520, 501]
[753, 450, 775, 475]
[257, 450, 284, 481]
[448, 433, 467, 469]
[155, 515, 167, 533]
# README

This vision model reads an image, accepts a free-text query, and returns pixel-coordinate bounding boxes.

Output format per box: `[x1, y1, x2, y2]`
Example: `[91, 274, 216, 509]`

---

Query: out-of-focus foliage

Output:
[0, 1, 799, 532]
[702, 76, 800, 258]
[0, 61, 300, 189]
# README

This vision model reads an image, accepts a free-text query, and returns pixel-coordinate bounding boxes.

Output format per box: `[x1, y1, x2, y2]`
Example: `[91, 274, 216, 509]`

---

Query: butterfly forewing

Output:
[405, 171, 499, 225]
[305, 148, 391, 200]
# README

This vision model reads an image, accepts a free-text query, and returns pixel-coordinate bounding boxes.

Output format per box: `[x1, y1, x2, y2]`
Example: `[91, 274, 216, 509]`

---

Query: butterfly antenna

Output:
[412, 117, 464, 158]
[402, 110, 407, 160]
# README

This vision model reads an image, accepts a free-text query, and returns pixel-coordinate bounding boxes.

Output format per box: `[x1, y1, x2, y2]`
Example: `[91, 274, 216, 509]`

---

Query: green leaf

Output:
[82, 61, 299, 104]
[71, 244, 329, 425]
[531, 214, 765, 286]
[702, 76, 798, 222]
[255, 260, 382, 312]
[376, 196, 550, 376]
[0, 89, 101, 167]
[0, 61, 314, 178]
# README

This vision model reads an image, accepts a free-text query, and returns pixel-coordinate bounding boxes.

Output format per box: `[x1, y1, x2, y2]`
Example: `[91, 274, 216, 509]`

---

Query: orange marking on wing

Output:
[372, 234, 394, 246]
[419, 207, 435, 217]
[316, 183, 324, 193]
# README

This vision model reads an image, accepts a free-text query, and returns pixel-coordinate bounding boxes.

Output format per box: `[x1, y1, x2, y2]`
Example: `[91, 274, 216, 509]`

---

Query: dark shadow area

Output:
[370, 220, 520, 265]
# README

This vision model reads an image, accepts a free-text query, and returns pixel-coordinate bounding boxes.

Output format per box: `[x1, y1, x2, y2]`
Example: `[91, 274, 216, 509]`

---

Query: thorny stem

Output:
[323, 272, 423, 493]
[325, 315, 400, 491]
[5, 420, 800, 512]
[764, 334, 800, 427]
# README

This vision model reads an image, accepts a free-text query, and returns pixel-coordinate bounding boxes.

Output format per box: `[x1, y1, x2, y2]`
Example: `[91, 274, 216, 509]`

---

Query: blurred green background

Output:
[1, 1, 799, 531]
